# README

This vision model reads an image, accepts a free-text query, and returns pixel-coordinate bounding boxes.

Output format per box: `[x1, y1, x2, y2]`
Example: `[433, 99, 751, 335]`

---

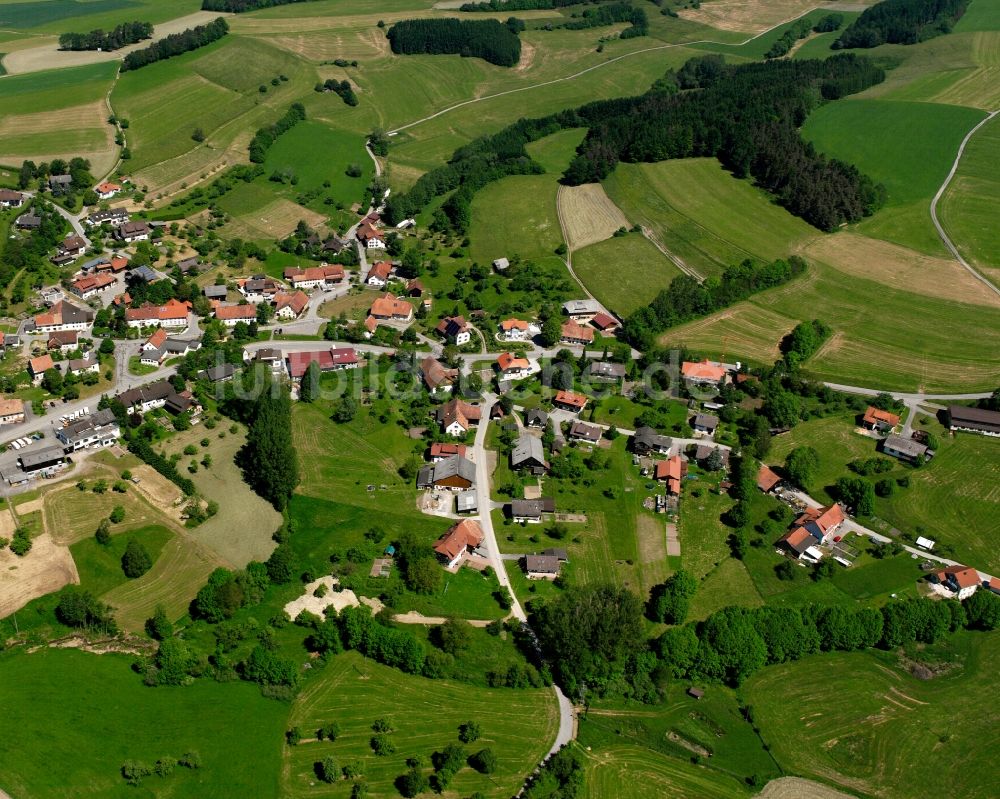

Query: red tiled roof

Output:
[286, 264, 345, 284]
[863, 406, 900, 427]
[793, 504, 845, 536]
[496, 352, 530, 372]
[274, 290, 309, 315]
[370, 293, 412, 319]
[590, 312, 618, 330]
[757, 464, 782, 492]
[72, 273, 113, 293]
[126, 298, 190, 322]
[433, 519, 483, 560]
[287, 347, 359, 378]
[934, 565, 980, 590]
[368, 261, 392, 281]
[215, 304, 257, 321]
[146, 328, 167, 349]
[561, 319, 594, 343]
[554, 390, 587, 410]
[29, 354, 54, 374]
[500, 319, 529, 332]
[97, 181, 121, 193]
[681, 360, 727, 382]
[430, 442, 467, 459]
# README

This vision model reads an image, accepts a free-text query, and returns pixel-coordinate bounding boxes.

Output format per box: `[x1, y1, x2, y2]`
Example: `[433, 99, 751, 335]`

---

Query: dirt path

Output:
[640, 225, 703, 282]
[929, 108, 1000, 299]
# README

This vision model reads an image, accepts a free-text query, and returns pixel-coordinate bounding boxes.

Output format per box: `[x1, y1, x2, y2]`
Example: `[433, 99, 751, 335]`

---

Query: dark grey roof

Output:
[510, 498, 555, 518]
[165, 392, 194, 414]
[429, 455, 476, 485]
[200, 364, 236, 382]
[60, 302, 95, 325]
[883, 434, 928, 459]
[88, 208, 128, 224]
[569, 421, 601, 442]
[525, 555, 560, 574]
[633, 426, 672, 451]
[16, 212, 41, 228]
[19, 446, 66, 470]
[58, 409, 118, 445]
[163, 338, 197, 354]
[116, 379, 173, 410]
[128, 265, 157, 282]
[693, 413, 719, 430]
[511, 435, 546, 468]
[588, 361, 626, 379]
[525, 408, 548, 427]
[176, 256, 201, 272]
[203, 285, 228, 299]
[456, 491, 478, 512]
[948, 404, 1000, 432]
[541, 546, 567, 561]
[49, 174, 73, 185]
[67, 355, 98, 372]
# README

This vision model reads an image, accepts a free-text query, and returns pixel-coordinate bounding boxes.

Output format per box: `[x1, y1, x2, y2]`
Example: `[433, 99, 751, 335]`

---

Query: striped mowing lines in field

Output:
[580, 743, 747, 798]
[282, 652, 557, 798]
[930, 32, 1000, 110]
[556, 184, 630, 251]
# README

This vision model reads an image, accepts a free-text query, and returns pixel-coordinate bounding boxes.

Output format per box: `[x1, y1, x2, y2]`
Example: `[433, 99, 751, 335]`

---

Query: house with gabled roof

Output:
[437, 398, 481, 437]
[757, 464, 783, 493]
[632, 426, 672, 455]
[929, 565, 980, 600]
[433, 519, 483, 568]
[429, 442, 467, 462]
[366, 261, 393, 287]
[284, 264, 344, 290]
[554, 390, 588, 413]
[560, 320, 594, 346]
[436, 315, 471, 345]
[420, 356, 458, 394]
[681, 359, 728, 385]
[116, 220, 151, 243]
[568, 420, 601, 444]
[417, 455, 477, 492]
[125, 299, 190, 329]
[778, 503, 845, 560]
[861, 406, 900, 433]
[499, 318, 531, 342]
[495, 352, 531, 381]
[654, 455, 687, 495]
[511, 434, 548, 475]
[214, 303, 257, 327]
[273, 290, 309, 320]
[33, 301, 93, 333]
[369, 293, 412, 322]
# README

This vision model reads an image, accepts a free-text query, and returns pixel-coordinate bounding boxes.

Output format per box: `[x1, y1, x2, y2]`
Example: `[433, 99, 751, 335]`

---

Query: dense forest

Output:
[461, 0, 587, 8]
[201, 0, 313, 11]
[59, 21, 152, 51]
[834, 0, 969, 48]
[385, 54, 886, 234]
[121, 17, 228, 71]
[386, 18, 522, 67]
[249, 103, 306, 163]
[562, 3, 648, 38]
[621, 258, 806, 350]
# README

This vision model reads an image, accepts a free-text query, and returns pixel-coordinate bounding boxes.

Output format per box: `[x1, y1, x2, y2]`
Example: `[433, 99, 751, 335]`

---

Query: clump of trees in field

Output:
[202, 0, 309, 10]
[315, 79, 358, 106]
[562, 3, 648, 38]
[764, 16, 814, 58]
[59, 21, 152, 51]
[781, 319, 831, 368]
[385, 53, 887, 235]
[249, 102, 306, 163]
[834, 0, 969, 49]
[122, 17, 228, 71]
[387, 18, 523, 67]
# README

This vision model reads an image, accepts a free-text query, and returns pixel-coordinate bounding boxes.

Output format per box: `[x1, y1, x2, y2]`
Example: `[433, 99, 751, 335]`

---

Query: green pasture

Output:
[282, 651, 558, 798]
[744, 633, 1000, 799]
[0, 0, 202, 32]
[469, 173, 564, 266]
[0, 648, 287, 798]
[802, 98, 986, 256]
[572, 232, 683, 316]
[69, 523, 173, 597]
[0, 60, 116, 113]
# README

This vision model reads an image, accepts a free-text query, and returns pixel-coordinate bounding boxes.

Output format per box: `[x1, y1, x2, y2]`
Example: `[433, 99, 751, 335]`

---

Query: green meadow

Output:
[0, 60, 116, 112]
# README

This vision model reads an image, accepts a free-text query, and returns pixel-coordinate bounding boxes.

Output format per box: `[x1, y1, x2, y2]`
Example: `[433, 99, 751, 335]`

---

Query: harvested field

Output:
[0, 534, 78, 618]
[0, 508, 14, 538]
[931, 31, 1000, 110]
[255, 26, 390, 61]
[129, 464, 185, 520]
[557, 183, 630, 251]
[678, 0, 826, 33]
[221, 198, 328, 241]
[803, 232, 1000, 308]
[757, 777, 859, 799]
[660, 304, 795, 364]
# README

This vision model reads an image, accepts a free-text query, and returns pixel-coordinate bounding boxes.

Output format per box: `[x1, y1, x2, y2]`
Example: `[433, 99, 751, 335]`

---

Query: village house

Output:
[495, 352, 532, 381]
[695, 443, 729, 470]
[509, 498, 556, 524]
[655, 455, 687, 495]
[929, 565, 980, 600]
[203, 284, 228, 301]
[116, 380, 174, 414]
[18, 446, 67, 478]
[417, 454, 477, 492]
[568, 420, 601, 444]
[947, 405, 1000, 437]
[757, 464, 783, 493]
[273, 291, 310, 320]
[16, 209, 42, 229]
[553, 390, 588, 414]
[200, 364, 237, 384]
[366, 261, 393, 287]
[511, 434, 548, 474]
[0, 189, 24, 208]
[115, 220, 152, 243]
[47, 330, 79, 354]
[126, 299, 190, 329]
[632, 426, 673, 456]
[429, 442, 468, 462]
[69, 272, 114, 300]
[323, 236, 348, 256]
[33, 300, 94, 333]
[586, 361, 626, 382]
[176, 256, 202, 275]
[562, 299, 602, 322]
[861, 406, 900, 433]
[357, 221, 386, 249]
[525, 408, 548, 429]
[691, 412, 719, 436]
[0, 398, 26, 425]
[524, 553, 562, 580]
[560, 320, 594, 346]
[254, 348, 284, 373]
[214, 304, 257, 327]
[369, 293, 413, 323]
[499, 319, 531, 342]
[882, 434, 929, 464]
[777, 503, 846, 561]
[28, 354, 55, 384]
[97, 254, 130, 274]
[492, 257, 510, 272]
[420, 356, 459, 394]
[286, 348, 360, 381]
[432, 519, 484, 568]
[681, 359, 729, 386]
[95, 181, 122, 200]
[58, 234, 87, 259]
[436, 315, 472, 345]
[406, 279, 424, 297]
[86, 208, 129, 227]
[67, 354, 100, 376]
[437, 398, 481, 437]
[237, 276, 282, 303]
[589, 312, 619, 334]
[284, 264, 345, 291]
[49, 174, 73, 191]
[56, 408, 120, 452]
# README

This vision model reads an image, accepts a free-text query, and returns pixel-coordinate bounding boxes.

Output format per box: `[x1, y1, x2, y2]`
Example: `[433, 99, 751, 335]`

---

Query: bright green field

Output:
[282, 651, 558, 798]
[939, 113, 1000, 277]
[469, 173, 564, 266]
[801, 98, 987, 256]
[955, 0, 1000, 32]
[602, 159, 819, 278]
[0, 648, 287, 798]
[0, 0, 201, 32]
[69, 524, 173, 597]
[572, 232, 683, 316]
[744, 633, 1000, 799]
[0, 60, 116, 113]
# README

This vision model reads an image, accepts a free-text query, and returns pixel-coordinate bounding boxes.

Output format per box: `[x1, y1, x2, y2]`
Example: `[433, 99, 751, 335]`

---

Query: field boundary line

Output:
[387, 9, 826, 135]
[640, 225, 704, 282]
[929, 108, 1000, 299]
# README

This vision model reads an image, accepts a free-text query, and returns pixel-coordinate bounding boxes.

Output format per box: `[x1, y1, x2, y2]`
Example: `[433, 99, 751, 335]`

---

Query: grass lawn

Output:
[127, 355, 158, 376]
[687, 557, 763, 621]
[801, 99, 986, 256]
[602, 158, 819, 278]
[939, 112, 1000, 279]
[281, 651, 558, 798]
[0, 648, 287, 799]
[572, 231, 683, 317]
[0, 60, 117, 113]
[69, 523, 173, 597]
[678, 487, 734, 581]
[744, 632, 1000, 799]
[525, 127, 586, 174]
[469, 173, 564, 266]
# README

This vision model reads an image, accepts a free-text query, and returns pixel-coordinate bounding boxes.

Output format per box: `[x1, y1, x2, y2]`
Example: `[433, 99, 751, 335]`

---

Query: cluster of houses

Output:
[138, 328, 201, 367]
[355, 212, 386, 250]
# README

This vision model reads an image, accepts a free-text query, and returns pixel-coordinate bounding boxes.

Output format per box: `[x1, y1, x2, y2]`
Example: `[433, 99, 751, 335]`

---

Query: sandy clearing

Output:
[0, 533, 78, 618]
[804, 232, 1000, 309]
[129, 464, 185, 520]
[284, 576, 383, 620]
[756, 776, 859, 799]
[557, 183, 630, 251]
[2, 11, 229, 75]
[0, 508, 15, 538]
[678, 0, 822, 33]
